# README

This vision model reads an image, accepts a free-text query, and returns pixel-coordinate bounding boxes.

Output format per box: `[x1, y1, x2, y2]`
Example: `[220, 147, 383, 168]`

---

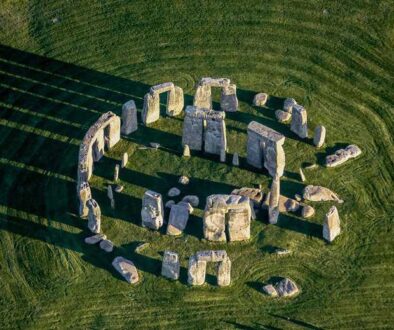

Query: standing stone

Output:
[87, 199, 101, 234]
[182, 106, 204, 151]
[167, 203, 191, 236]
[121, 152, 128, 168]
[92, 129, 105, 162]
[299, 168, 306, 182]
[183, 144, 191, 157]
[161, 251, 180, 280]
[107, 185, 114, 200]
[204, 110, 227, 156]
[141, 190, 164, 230]
[220, 84, 238, 112]
[194, 84, 212, 109]
[323, 206, 341, 242]
[203, 208, 227, 242]
[187, 255, 207, 286]
[291, 104, 308, 138]
[232, 153, 239, 166]
[227, 207, 251, 241]
[220, 149, 226, 163]
[114, 164, 120, 182]
[283, 98, 297, 113]
[253, 93, 268, 107]
[121, 100, 138, 135]
[112, 256, 139, 284]
[268, 175, 280, 224]
[142, 92, 160, 125]
[78, 182, 92, 217]
[217, 257, 231, 287]
[313, 125, 326, 148]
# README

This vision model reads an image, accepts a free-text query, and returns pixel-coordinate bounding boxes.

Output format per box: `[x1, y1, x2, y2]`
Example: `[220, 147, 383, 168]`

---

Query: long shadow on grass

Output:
[276, 213, 322, 239]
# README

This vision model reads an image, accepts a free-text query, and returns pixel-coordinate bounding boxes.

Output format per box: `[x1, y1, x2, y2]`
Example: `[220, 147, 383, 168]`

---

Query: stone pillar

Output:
[193, 84, 212, 109]
[268, 175, 280, 224]
[291, 104, 308, 138]
[87, 199, 101, 234]
[227, 207, 251, 241]
[182, 106, 204, 151]
[203, 208, 226, 242]
[283, 98, 297, 113]
[166, 202, 191, 236]
[204, 111, 226, 156]
[121, 100, 138, 135]
[114, 164, 120, 181]
[217, 257, 231, 287]
[121, 152, 128, 168]
[167, 86, 184, 116]
[78, 182, 91, 217]
[187, 255, 207, 286]
[106, 116, 121, 148]
[141, 190, 164, 230]
[323, 206, 340, 242]
[92, 129, 105, 162]
[313, 125, 326, 148]
[142, 92, 160, 125]
[161, 251, 180, 280]
[220, 84, 238, 112]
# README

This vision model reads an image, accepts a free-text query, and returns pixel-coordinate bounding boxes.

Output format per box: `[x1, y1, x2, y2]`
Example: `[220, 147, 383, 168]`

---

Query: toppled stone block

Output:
[291, 104, 308, 138]
[323, 206, 340, 242]
[100, 239, 114, 252]
[231, 187, 264, 208]
[121, 100, 138, 135]
[301, 204, 315, 218]
[262, 192, 300, 213]
[141, 190, 164, 230]
[182, 195, 199, 207]
[253, 93, 268, 107]
[161, 251, 180, 280]
[167, 203, 191, 236]
[262, 284, 278, 297]
[275, 110, 291, 123]
[112, 256, 139, 284]
[247, 121, 285, 178]
[167, 187, 181, 197]
[303, 185, 342, 203]
[85, 233, 106, 245]
[275, 278, 299, 297]
[283, 98, 297, 113]
[325, 145, 362, 167]
[87, 199, 101, 234]
[313, 125, 326, 148]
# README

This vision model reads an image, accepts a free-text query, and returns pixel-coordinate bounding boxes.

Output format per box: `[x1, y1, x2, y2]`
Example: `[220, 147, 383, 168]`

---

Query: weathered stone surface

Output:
[221, 84, 238, 112]
[112, 256, 139, 284]
[263, 284, 278, 297]
[121, 100, 138, 135]
[313, 125, 326, 148]
[178, 201, 194, 214]
[161, 251, 180, 280]
[299, 168, 306, 182]
[275, 278, 299, 297]
[182, 195, 199, 207]
[84, 233, 106, 245]
[100, 239, 114, 252]
[178, 175, 189, 185]
[182, 107, 204, 151]
[323, 206, 340, 242]
[196, 250, 228, 262]
[301, 204, 315, 218]
[303, 185, 342, 202]
[217, 257, 231, 286]
[193, 84, 212, 109]
[167, 187, 181, 197]
[187, 255, 207, 286]
[78, 182, 92, 217]
[167, 86, 184, 117]
[263, 193, 300, 213]
[253, 93, 268, 107]
[165, 200, 175, 208]
[204, 194, 251, 242]
[232, 152, 239, 166]
[87, 199, 101, 234]
[275, 110, 292, 123]
[114, 164, 120, 182]
[295, 194, 302, 202]
[183, 144, 191, 157]
[92, 128, 105, 162]
[204, 111, 227, 156]
[114, 185, 123, 193]
[142, 92, 159, 125]
[247, 121, 285, 177]
[107, 185, 114, 200]
[283, 98, 297, 113]
[291, 104, 308, 138]
[121, 152, 128, 168]
[231, 187, 264, 208]
[268, 175, 280, 224]
[325, 145, 362, 167]
[167, 203, 191, 236]
[141, 190, 164, 230]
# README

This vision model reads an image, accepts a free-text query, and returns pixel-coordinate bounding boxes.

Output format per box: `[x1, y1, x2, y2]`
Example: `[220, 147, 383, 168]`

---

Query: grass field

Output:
[0, 1, 393, 329]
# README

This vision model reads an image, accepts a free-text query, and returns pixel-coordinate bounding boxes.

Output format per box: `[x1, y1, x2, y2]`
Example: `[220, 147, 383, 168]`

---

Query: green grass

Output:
[0, 0, 393, 329]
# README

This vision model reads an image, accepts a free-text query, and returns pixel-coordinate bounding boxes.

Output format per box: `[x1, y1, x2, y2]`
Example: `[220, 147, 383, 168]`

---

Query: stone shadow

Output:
[276, 214, 322, 239]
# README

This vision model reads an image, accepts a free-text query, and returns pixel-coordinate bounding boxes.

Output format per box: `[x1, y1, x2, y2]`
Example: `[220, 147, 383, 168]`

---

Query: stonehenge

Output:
[182, 106, 227, 157]
[247, 121, 285, 177]
[323, 206, 341, 242]
[203, 194, 251, 242]
[325, 145, 362, 167]
[161, 251, 180, 280]
[142, 82, 184, 125]
[121, 100, 138, 135]
[167, 202, 192, 236]
[188, 250, 231, 287]
[112, 257, 139, 284]
[141, 190, 164, 230]
[290, 104, 308, 138]
[194, 77, 238, 112]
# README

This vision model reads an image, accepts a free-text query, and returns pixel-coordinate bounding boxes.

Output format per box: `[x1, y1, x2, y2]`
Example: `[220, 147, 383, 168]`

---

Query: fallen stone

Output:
[150, 142, 160, 149]
[183, 144, 191, 157]
[135, 242, 150, 253]
[283, 98, 297, 113]
[84, 233, 106, 245]
[114, 185, 124, 193]
[304, 164, 318, 170]
[100, 239, 114, 252]
[303, 185, 342, 203]
[275, 110, 292, 123]
[165, 200, 175, 208]
[168, 187, 181, 197]
[294, 194, 302, 202]
[232, 152, 239, 166]
[182, 195, 199, 207]
[253, 93, 268, 107]
[231, 187, 264, 208]
[301, 204, 315, 218]
[275, 278, 299, 297]
[121, 152, 128, 168]
[275, 248, 292, 255]
[178, 175, 189, 185]
[323, 206, 341, 242]
[263, 193, 300, 213]
[263, 284, 278, 297]
[313, 125, 326, 148]
[325, 145, 362, 167]
[112, 256, 139, 284]
[299, 168, 306, 182]
[161, 251, 180, 280]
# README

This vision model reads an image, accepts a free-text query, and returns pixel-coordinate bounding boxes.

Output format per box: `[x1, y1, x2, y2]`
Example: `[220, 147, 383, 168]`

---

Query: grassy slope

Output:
[0, 0, 393, 328]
